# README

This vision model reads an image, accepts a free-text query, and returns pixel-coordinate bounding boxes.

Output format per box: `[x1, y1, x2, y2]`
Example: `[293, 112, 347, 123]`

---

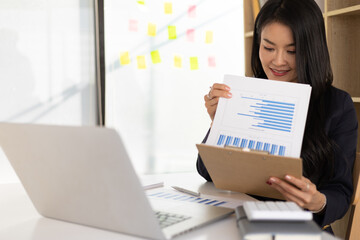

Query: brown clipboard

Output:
[196, 144, 303, 200]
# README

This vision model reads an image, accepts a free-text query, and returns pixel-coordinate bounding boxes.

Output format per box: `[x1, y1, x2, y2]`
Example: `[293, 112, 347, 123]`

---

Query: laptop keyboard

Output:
[155, 211, 191, 228]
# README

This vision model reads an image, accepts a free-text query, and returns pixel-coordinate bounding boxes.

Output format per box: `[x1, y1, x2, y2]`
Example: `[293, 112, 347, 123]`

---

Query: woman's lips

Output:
[270, 68, 290, 77]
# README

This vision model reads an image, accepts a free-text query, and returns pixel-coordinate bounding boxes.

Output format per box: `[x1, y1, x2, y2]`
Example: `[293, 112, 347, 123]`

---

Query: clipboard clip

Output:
[224, 145, 270, 155]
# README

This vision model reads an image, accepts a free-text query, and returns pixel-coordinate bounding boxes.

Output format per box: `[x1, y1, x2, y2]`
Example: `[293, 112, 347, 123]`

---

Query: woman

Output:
[196, 0, 358, 233]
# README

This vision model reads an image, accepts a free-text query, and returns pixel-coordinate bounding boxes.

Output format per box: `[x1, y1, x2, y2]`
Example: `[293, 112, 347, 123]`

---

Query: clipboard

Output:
[196, 144, 303, 200]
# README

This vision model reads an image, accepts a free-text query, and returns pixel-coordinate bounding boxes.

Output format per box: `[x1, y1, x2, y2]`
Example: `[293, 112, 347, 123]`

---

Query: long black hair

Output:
[251, 0, 334, 185]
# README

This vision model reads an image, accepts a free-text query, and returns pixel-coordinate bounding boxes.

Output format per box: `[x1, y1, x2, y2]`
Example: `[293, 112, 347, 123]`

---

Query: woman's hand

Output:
[267, 175, 326, 212]
[204, 83, 232, 121]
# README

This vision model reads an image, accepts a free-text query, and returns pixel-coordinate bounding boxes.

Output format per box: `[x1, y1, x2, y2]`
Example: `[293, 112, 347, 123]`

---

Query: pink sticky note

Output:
[128, 19, 138, 32]
[208, 56, 216, 67]
[186, 29, 195, 42]
[188, 5, 196, 18]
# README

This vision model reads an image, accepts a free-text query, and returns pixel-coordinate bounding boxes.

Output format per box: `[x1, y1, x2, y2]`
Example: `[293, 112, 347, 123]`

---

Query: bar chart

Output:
[216, 134, 286, 156]
[238, 96, 295, 133]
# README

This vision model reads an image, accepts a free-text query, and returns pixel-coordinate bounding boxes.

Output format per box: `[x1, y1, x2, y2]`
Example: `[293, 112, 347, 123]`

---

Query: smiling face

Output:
[259, 22, 298, 83]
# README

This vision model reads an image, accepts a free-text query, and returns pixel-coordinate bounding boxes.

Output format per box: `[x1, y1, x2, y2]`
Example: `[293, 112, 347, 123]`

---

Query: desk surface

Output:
[0, 172, 338, 240]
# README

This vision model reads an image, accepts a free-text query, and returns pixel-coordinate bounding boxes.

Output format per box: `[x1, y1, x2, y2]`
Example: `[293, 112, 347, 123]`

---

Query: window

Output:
[0, 0, 97, 183]
[104, 0, 244, 174]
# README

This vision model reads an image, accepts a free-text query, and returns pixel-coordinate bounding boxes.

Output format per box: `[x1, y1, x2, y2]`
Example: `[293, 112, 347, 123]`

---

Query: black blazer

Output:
[196, 86, 358, 230]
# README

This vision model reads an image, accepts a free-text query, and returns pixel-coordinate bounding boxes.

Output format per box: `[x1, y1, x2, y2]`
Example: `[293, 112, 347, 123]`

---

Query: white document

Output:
[147, 188, 246, 209]
[206, 75, 311, 158]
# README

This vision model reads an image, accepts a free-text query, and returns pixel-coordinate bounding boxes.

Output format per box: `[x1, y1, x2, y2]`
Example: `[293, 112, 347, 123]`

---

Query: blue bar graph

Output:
[215, 134, 287, 156]
[148, 191, 228, 207]
[279, 146, 285, 156]
[270, 144, 278, 155]
[237, 97, 295, 133]
[225, 136, 233, 146]
[217, 134, 226, 145]
[248, 140, 255, 149]
[233, 137, 241, 147]
[263, 143, 270, 152]
[255, 141, 263, 150]
[240, 139, 248, 148]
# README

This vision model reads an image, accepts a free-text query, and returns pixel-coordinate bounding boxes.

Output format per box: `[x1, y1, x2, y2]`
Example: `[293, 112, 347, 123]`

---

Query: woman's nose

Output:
[273, 51, 286, 66]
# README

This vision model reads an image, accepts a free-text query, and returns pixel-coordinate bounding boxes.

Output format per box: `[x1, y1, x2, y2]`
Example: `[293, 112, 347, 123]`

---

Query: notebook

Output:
[0, 123, 233, 240]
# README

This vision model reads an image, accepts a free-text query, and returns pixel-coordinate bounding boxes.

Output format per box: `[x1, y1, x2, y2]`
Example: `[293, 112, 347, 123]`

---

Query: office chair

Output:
[332, 152, 360, 239]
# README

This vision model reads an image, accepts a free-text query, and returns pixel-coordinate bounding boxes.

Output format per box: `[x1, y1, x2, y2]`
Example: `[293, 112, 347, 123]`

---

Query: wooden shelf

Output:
[244, 31, 254, 38]
[352, 98, 360, 103]
[327, 5, 360, 17]
[327, 0, 360, 12]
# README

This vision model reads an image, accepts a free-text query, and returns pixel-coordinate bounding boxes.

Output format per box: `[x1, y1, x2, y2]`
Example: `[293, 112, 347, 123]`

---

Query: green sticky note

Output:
[190, 57, 198, 70]
[168, 26, 177, 40]
[151, 50, 161, 64]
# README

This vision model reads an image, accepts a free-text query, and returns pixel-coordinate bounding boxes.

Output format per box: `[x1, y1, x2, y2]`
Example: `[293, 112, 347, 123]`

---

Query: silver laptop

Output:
[0, 123, 233, 240]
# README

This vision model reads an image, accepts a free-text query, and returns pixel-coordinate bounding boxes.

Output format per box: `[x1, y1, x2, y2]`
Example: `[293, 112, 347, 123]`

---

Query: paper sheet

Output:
[206, 75, 311, 158]
[147, 188, 246, 209]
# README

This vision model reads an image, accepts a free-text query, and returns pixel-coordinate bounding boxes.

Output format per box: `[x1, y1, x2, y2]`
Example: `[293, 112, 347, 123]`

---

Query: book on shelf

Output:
[259, 0, 268, 8]
[252, 0, 260, 21]
[252, 0, 268, 21]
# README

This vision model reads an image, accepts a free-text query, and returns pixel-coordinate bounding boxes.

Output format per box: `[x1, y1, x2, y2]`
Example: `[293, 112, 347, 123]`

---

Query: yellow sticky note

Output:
[151, 50, 161, 64]
[174, 55, 182, 68]
[190, 57, 198, 70]
[137, 55, 146, 69]
[164, 2, 172, 14]
[205, 31, 213, 44]
[120, 52, 130, 65]
[137, 0, 145, 5]
[148, 23, 157, 36]
[168, 26, 177, 40]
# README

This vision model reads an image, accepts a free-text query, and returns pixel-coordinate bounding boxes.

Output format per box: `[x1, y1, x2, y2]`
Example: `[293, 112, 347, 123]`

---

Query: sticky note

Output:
[129, 19, 138, 32]
[186, 29, 195, 42]
[174, 55, 182, 68]
[190, 57, 198, 70]
[168, 26, 177, 40]
[208, 56, 216, 67]
[205, 31, 213, 44]
[164, 2, 172, 14]
[120, 52, 130, 65]
[188, 5, 196, 18]
[151, 50, 161, 64]
[137, 0, 145, 5]
[137, 55, 146, 69]
[148, 23, 157, 36]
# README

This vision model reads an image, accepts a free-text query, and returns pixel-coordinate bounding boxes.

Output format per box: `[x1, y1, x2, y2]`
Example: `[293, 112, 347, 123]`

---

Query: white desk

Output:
[0, 172, 338, 240]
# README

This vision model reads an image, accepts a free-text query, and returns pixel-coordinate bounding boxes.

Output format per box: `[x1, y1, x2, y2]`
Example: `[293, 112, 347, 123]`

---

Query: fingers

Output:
[267, 176, 323, 211]
[272, 184, 305, 207]
[204, 83, 231, 121]
[208, 83, 232, 100]
[285, 175, 314, 193]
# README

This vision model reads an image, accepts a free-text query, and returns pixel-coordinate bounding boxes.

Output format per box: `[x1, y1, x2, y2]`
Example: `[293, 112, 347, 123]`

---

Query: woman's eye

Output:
[287, 50, 296, 54]
[263, 46, 274, 51]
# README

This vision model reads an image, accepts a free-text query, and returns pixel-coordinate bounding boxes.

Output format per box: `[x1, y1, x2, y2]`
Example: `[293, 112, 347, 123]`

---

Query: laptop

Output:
[0, 123, 233, 240]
